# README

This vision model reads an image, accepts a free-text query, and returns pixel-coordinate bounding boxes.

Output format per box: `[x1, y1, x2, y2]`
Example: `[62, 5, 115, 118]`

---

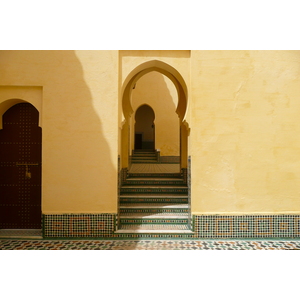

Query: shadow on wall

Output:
[46, 51, 116, 212]
[132, 71, 179, 156]
[0, 50, 116, 213]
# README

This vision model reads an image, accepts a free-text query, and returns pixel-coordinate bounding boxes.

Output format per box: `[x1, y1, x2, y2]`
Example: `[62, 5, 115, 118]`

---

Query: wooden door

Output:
[0, 103, 42, 229]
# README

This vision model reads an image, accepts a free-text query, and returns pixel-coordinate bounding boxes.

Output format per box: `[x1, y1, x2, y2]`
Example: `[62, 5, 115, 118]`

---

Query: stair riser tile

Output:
[120, 199, 188, 204]
[120, 188, 188, 194]
[128, 173, 182, 178]
[120, 219, 189, 225]
[120, 209, 189, 214]
[123, 180, 185, 186]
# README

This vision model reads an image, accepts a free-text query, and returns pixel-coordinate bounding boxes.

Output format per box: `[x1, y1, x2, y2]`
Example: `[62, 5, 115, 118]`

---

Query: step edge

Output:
[120, 195, 188, 198]
[119, 204, 188, 209]
[115, 229, 194, 234]
[121, 186, 188, 188]
[125, 178, 183, 181]
[119, 215, 188, 219]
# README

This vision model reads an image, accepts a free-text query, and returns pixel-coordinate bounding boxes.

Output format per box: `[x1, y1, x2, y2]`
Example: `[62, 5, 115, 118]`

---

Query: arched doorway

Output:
[134, 104, 155, 150]
[118, 60, 191, 233]
[121, 60, 190, 170]
[0, 103, 42, 229]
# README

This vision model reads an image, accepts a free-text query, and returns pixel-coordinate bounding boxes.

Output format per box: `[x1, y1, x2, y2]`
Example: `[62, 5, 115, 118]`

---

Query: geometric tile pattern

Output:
[43, 214, 116, 238]
[117, 224, 190, 230]
[119, 158, 190, 233]
[42, 214, 300, 239]
[120, 167, 128, 185]
[182, 167, 188, 185]
[119, 198, 188, 204]
[120, 211, 188, 217]
[120, 218, 189, 225]
[1, 239, 300, 250]
[187, 156, 192, 229]
[120, 187, 188, 194]
[194, 215, 300, 238]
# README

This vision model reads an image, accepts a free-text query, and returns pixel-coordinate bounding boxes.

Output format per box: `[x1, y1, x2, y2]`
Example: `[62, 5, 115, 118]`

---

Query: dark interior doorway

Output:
[134, 105, 155, 150]
[134, 133, 143, 149]
[0, 103, 42, 229]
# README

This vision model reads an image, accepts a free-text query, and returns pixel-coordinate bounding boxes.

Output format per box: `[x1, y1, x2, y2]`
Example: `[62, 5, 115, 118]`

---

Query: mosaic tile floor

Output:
[1, 239, 300, 250]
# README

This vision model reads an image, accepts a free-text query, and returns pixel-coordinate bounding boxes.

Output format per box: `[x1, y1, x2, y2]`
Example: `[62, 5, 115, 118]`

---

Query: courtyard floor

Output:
[1, 238, 300, 250]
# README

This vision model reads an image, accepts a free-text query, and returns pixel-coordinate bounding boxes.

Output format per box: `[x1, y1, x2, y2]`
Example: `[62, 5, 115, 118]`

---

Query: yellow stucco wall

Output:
[120, 50, 190, 88]
[1, 50, 300, 216]
[190, 50, 300, 214]
[0, 50, 119, 213]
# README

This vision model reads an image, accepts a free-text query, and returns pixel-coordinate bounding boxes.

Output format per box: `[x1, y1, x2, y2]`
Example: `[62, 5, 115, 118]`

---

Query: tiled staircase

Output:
[131, 150, 158, 164]
[117, 160, 192, 234]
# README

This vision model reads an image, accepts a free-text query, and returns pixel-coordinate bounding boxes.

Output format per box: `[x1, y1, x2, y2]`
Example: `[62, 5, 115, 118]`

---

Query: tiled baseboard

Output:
[193, 215, 300, 239]
[43, 214, 116, 238]
[42, 213, 300, 239]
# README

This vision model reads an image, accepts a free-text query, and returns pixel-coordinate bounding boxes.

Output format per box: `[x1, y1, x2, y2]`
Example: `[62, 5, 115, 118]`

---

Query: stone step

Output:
[120, 205, 188, 216]
[123, 178, 185, 186]
[120, 196, 188, 204]
[132, 153, 157, 156]
[119, 203, 188, 208]
[126, 177, 183, 181]
[120, 206, 188, 213]
[120, 204, 188, 215]
[120, 186, 188, 195]
[118, 165, 190, 235]
[131, 160, 158, 164]
[133, 149, 155, 152]
[132, 156, 157, 160]
[119, 213, 188, 218]
[132, 157, 157, 160]
[128, 173, 182, 178]
[115, 224, 192, 234]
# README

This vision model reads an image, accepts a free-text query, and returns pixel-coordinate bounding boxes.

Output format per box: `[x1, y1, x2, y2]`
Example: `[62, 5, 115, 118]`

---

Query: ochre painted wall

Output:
[1, 50, 300, 216]
[190, 50, 300, 214]
[0, 50, 119, 213]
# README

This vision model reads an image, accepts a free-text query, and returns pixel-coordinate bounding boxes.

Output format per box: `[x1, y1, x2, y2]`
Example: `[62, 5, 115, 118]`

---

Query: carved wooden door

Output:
[0, 103, 42, 229]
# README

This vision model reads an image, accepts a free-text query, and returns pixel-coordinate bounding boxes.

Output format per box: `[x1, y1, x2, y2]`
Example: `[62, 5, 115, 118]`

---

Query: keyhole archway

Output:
[120, 60, 190, 171]
[134, 104, 155, 150]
